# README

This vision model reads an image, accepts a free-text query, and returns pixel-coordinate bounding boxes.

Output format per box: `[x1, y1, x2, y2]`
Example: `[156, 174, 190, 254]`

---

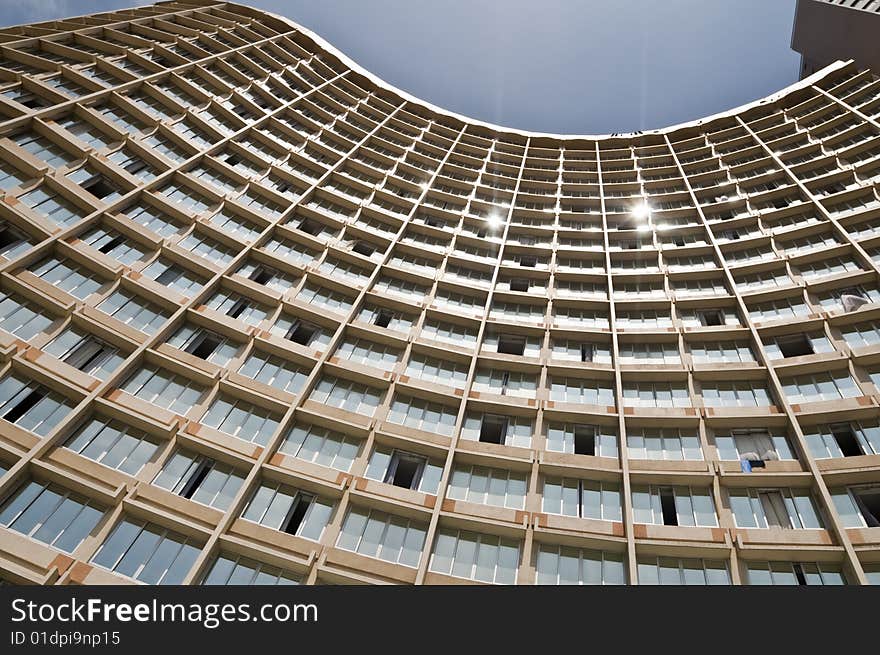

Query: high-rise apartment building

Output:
[0, 1, 878, 586]
[792, 0, 880, 78]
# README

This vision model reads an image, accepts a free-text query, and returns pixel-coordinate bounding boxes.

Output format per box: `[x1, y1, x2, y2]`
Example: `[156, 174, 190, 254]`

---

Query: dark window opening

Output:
[580, 344, 594, 363]
[853, 488, 880, 527]
[659, 488, 678, 526]
[519, 255, 537, 268]
[81, 175, 116, 200]
[573, 425, 596, 456]
[155, 267, 182, 286]
[224, 153, 241, 167]
[479, 414, 508, 445]
[22, 96, 48, 109]
[64, 337, 111, 372]
[179, 460, 212, 499]
[385, 452, 425, 490]
[0, 223, 26, 250]
[225, 298, 250, 319]
[793, 563, 808, 585]
[298, 219, 321, 236]
[185, 332, 222, 360]
[3, 388, 47, 423]
[777, 334, 813, 358]
[286, 320, 318, 346]
[97, 234, 125, 254]
[248, 266, 274, 286]
[124, 159, 148, 176]
[374, 309, 394, 328]
[509, 278, 530, 293]
[699, 310, 724, 327]
[424, 217, 444, 228]
[352, 241, 375, 257]
[497, 334, 526, 356]
[281, 493, 313, 535]
[476, 228, 487, 239]
[830, 424, 863, 457]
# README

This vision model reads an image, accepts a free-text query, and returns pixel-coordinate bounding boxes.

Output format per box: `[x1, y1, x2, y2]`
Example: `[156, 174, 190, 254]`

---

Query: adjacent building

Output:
[0, 1, 879, 585]
[792, 0, 880, 78]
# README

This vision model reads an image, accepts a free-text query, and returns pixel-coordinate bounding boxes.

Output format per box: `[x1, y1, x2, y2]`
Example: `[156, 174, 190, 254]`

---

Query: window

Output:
[335, 337, 401, 371]
[447, 465, 527, 509]
[178, 231, 239, 266]
[308, 376, 384, 416]
[542, 478, 622, 521]
[716, 429, 794, 461]
[831, 486, 880, 528]
[237, 351, 310, 395]
[780, 371, 860, 403]
[550, 376, 615, 405]
[767, 333, 831, 359]
[242, 480, 334, 541]
[96, 290, 170, 335]
[729, 488, 822, 529]
[550, 340, 612, 364]
[81, 227, 148, 266]
[421, 318, 478, 346]
[237, 262, 297, 293]
[496, 333, 526, 356]
[622, 381, 690, 408]
[637, 557, 730, 585]
[64, 416, 159, 475]
[167, 325, 239, 367]
[91, 517, 200, 585]
[696, 309, 725, 327]
[745, 561, 844, 585]
[404, 353, 469, 388]
[0, 372, 73, 436]
[30, 257, 105, 300]
[0, 479, 103, 553]
[278, 423, 360, 472]
[120, 365, 208, 415]
[386, 394, 458, 436]
[627, 428, 702, 460]
[142, 259, 206, 296]
[535, 545, 626, 585]
[271, 314, 326, 348]
[618, 342, 680, 364]
[804, 422, 880, 458]
[461, 413, 533, 447]
[365, 446, 443, 494]
[631, 485, 717, 526]
[124, 203, 187, 239]
[690, 340, 754, 363]
[153, 450, 245, 510]
[18, 186, 86, 228]
[841, 320, 880, 349]
[207, 291, 270, 327]
[0, 292, 54, 340]
[473, 368, 537, 397]
[199, 395, 281, 446]
[701, 381, 773, 407]
[42, 327, 123, 380]
[202, 554, 301, 585]
[545, 423, 618, 457]
[336, 507, 427, 567]
[0, 220, 33, 260]
[429, 528, 520, 584]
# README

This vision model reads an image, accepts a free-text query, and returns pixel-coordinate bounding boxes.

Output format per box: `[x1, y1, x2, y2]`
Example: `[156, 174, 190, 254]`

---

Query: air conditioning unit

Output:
[841, 294, 869, 312]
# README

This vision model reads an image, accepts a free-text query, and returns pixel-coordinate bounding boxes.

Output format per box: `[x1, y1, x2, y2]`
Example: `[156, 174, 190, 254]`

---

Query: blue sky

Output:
[1, 1, 801, 134]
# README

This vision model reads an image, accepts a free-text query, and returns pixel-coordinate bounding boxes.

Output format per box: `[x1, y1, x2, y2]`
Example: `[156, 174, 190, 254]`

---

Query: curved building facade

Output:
[0, 1, 879, 586]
